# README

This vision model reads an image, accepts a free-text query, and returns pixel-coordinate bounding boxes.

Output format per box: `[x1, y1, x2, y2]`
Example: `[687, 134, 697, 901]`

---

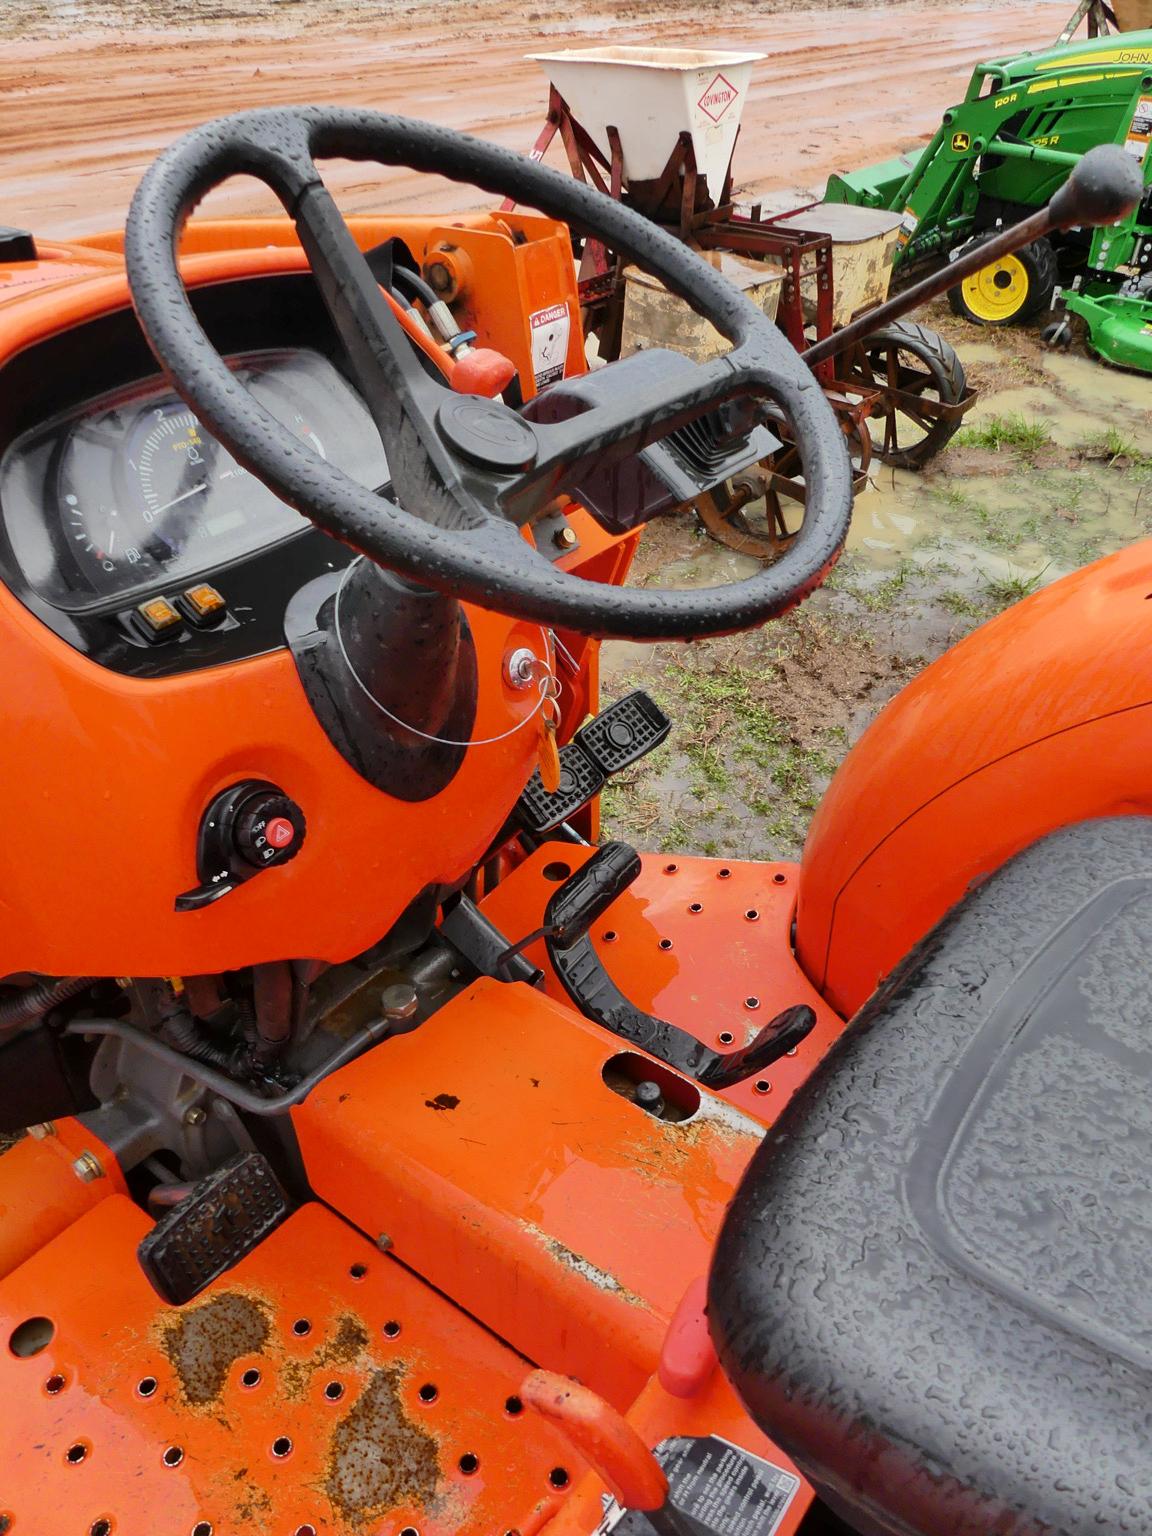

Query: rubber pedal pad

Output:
[575, 689, 671, 776]
[137, 1151, 290, 1305]
[517, 740, 605, 835]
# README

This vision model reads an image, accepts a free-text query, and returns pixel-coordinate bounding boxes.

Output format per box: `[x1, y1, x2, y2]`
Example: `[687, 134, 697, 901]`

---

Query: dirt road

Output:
[4, 0, 1067, 239]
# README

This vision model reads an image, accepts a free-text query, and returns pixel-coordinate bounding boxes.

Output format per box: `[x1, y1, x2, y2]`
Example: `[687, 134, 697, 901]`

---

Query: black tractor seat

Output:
[709, 817, 1152, 1536]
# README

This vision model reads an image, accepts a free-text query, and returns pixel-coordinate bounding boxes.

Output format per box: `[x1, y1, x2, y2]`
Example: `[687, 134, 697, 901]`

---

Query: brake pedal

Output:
[575, 688, 670, 774]
[516, 689, 670, 835]
[137, 1151, 290, 1305]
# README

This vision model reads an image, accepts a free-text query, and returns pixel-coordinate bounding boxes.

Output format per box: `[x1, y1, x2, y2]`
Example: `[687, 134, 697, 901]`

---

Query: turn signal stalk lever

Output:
[529, 843, 817, 1088]
[804, 143, 1143, 368]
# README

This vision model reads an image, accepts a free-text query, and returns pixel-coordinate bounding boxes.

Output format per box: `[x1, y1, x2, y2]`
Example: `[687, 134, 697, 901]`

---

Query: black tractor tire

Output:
[861, 320, 968, 470]
[947, 232, 1058, 327]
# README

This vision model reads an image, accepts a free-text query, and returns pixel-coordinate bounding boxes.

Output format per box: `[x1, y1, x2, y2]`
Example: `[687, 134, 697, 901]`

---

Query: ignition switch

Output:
[175, 779, 307, 912]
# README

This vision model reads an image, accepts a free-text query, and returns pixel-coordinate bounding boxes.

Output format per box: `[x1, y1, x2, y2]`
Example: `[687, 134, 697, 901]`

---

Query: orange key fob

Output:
[538, 713, 561, 792]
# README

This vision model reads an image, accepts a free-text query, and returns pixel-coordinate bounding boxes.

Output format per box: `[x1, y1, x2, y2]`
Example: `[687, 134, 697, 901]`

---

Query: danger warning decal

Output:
[1125, 95, 1152, 164]
[594, 1435, 801, 1535]
[530, 303, 570, 388]
[697, 73, 740, 124]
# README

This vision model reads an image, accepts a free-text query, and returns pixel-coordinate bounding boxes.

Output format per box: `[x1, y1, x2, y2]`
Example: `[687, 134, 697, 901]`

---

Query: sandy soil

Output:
[3, 0, 1068, 239]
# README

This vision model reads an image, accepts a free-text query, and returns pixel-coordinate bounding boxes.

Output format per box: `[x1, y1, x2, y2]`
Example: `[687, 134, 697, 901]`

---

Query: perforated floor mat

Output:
[0, 1197, 583, 1536]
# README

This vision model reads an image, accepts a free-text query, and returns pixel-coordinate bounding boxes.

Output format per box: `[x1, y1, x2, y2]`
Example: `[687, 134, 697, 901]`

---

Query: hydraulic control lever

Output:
[804, 142, 1144, 368]
[536, 843, 816, 1088]
[522, 1371, 694, 1536]
[695, 1005, 815, 1090]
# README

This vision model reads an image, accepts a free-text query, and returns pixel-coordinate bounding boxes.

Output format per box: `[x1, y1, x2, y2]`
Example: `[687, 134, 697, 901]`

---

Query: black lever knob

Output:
[546, 841, 643, 949]
[1049, 143, 1143, 230]
[696, 1005, 817, 1089]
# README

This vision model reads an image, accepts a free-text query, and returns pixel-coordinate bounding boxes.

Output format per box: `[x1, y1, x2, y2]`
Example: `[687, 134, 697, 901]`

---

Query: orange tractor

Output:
[0, 107, 1145, 1536]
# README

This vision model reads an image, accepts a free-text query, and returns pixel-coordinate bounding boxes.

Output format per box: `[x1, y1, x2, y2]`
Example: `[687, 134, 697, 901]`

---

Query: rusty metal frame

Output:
[509, 94, 846, 379]
[510, 90, 975, 527]
[835, 335, 977, 434]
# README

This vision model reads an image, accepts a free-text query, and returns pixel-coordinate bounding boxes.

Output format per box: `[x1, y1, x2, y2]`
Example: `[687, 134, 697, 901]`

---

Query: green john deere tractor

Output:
[825, 27, 1152, 370]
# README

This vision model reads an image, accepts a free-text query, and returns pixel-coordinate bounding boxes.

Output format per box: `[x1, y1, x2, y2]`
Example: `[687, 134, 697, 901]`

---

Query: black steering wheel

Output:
[125, 106, 853, 640]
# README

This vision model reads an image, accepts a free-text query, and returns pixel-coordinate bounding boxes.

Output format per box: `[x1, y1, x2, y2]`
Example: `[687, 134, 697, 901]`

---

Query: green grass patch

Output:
[1077, 428, 1150, 468]
[954, 414, 1053, 457]
[983, 564, 1049, 609]
[938, 590, 988, 619]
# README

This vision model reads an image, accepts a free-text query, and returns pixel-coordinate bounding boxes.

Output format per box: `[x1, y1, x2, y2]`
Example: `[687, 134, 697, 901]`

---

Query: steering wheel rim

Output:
[125, 105, 853, 641]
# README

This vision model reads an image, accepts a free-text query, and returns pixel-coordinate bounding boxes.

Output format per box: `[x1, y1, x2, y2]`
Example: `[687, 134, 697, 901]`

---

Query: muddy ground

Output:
[602, 304, 1152, 858]
[4, 0, 1066, 237]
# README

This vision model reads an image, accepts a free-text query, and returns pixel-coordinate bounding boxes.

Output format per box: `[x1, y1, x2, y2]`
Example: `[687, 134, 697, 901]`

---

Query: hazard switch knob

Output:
[175, 779, 308, 913]
[234, 791, 307, 870]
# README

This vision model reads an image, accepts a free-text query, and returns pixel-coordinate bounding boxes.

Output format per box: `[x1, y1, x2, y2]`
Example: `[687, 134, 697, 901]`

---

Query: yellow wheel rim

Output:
[962, 254, 1030, 322]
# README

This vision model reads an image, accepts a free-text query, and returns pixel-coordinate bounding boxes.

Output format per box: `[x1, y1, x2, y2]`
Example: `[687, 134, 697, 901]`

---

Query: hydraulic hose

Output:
[391, 264, 474, 351]
[0, 975, 97, 1035]
[159, 1002, 235, 1071]
[390, 264, 439, 310]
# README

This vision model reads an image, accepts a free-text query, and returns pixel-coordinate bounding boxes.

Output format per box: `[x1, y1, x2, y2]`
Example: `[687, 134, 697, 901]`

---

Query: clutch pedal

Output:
[575, 688, 670, 774]
[517, 689, 670, 835]
[137, 1151, 290, 1306]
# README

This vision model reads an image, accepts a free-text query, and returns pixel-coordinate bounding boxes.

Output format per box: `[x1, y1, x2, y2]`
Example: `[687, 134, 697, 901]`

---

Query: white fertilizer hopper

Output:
[529, 46, 764, 202]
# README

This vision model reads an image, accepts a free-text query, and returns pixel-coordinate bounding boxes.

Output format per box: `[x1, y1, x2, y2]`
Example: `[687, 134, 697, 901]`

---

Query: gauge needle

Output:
[150, 482, 209, 516]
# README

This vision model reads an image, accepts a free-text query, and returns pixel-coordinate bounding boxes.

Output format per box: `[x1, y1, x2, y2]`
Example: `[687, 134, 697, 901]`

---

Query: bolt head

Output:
[183, 1107, 207, 1127]
[381, 983, 419, 1022]
[26, 1122, 56, 1140]
[553, 524, 578, 550]
[426, 260, 452, 295]
[72, 1151, 104, 1183]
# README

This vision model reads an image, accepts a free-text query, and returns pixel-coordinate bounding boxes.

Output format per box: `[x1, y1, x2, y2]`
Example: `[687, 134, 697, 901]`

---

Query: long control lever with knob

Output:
[805, 143, 1144, 368]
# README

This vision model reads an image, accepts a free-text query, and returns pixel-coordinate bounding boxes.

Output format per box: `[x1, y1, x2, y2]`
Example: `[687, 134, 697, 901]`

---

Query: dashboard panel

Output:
[0, 273, 388, 677]
[0, 348, 384, 611]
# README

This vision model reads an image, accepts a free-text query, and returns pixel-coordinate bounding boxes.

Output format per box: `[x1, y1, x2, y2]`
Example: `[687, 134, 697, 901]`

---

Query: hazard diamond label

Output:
[697, 72, 740, 123]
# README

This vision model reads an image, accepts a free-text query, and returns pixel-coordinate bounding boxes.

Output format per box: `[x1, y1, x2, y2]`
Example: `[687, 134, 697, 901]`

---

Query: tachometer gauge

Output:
[134, 405, 222, 565]
[2, 348, 385, 611]
[130, 392, 328, 572]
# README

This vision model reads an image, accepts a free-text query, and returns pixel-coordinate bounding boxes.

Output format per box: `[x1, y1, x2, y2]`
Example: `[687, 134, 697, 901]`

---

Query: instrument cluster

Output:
[0, 348, 386, 611]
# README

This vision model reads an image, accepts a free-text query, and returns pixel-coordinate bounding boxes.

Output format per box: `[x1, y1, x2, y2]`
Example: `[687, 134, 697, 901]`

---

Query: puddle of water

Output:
[1042, 350, 1152, 422]
[953, 341, 1002, 368]
[963, 381, 1150, 451]
[659, 539, 760, 589]
[847, 342, 1152, 597]
[853, 457, 1152, 594]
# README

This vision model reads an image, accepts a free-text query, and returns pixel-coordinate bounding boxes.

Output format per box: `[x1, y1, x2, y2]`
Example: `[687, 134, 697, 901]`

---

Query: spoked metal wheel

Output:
[696, 405, 872, 562]
[841, 320, 971, 470]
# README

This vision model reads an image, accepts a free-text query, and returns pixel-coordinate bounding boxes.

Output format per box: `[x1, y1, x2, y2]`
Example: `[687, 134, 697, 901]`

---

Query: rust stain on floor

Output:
[281, 1311, 370, 1400]
[324, 1365, 439, 1525]
[159, 1291, 271, 1408]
